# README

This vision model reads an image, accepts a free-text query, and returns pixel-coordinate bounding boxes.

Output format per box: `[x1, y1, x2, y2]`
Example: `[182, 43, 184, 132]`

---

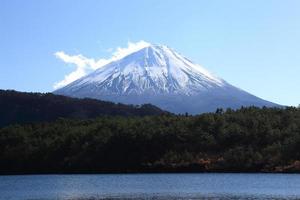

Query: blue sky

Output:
[0, 0, 299, 106]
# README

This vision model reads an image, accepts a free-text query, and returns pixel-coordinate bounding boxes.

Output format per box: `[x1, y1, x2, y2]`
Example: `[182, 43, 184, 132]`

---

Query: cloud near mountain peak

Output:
[53, 40, 150, 89]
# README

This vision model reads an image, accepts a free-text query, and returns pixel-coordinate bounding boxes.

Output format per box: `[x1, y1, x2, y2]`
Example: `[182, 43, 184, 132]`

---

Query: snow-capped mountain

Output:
[54, 44, 279, 114]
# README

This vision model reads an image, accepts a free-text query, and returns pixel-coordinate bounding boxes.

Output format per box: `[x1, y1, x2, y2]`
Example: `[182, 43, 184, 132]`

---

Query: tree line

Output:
[1, 106, 300, 174]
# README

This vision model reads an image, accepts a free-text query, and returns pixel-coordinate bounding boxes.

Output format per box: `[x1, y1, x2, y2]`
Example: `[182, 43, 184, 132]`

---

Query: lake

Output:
[0, 173, 300, 200]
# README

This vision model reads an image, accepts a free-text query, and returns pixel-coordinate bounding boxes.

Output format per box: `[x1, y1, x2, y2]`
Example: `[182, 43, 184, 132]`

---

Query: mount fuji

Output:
[54, 44, 279, 114]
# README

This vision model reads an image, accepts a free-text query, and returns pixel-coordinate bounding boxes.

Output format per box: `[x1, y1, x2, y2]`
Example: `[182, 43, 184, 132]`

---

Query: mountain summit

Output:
[54, 44, 278, 114]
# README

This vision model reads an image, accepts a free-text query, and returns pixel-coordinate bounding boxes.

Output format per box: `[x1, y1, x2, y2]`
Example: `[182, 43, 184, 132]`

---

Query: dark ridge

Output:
[0, 89, 169, 127]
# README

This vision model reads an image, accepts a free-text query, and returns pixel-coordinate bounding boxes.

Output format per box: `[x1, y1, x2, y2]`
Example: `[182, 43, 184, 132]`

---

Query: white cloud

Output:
[53, 40, 150, 90]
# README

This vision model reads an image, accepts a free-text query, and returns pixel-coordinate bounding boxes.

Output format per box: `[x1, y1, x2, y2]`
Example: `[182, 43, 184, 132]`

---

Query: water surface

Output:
[0, 173, 300, 200]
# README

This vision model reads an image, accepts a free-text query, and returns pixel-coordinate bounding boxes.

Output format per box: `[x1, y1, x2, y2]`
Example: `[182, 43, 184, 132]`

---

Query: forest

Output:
[1, 106, 300, 174]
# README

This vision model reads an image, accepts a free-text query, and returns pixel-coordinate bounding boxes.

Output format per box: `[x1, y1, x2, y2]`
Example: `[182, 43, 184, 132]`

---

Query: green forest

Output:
[1, 106, 300, 174]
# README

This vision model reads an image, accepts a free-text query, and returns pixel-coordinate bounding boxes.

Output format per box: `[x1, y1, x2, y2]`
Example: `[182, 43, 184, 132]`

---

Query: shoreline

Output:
[2, 170, 300, 176]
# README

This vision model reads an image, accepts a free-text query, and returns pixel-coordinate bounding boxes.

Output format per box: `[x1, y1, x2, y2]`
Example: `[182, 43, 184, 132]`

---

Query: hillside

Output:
[0, 90, 168, 127]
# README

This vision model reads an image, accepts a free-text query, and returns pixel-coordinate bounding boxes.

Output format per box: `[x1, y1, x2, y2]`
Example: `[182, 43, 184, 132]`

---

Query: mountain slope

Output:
[54, 44, 279, 114]
[0, 90, 168, 127]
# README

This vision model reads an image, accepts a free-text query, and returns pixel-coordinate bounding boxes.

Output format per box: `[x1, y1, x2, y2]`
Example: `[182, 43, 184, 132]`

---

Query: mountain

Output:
[0, 90, 168, 127]
[54, 44, 279, 114]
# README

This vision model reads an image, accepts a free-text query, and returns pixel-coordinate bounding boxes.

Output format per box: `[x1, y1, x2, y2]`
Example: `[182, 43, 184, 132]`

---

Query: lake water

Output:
[0, 173, 300, 200]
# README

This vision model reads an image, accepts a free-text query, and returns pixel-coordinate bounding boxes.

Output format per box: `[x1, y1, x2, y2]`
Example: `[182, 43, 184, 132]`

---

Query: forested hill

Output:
[1, 106, 300, 174]
[0, 90, 168, 127]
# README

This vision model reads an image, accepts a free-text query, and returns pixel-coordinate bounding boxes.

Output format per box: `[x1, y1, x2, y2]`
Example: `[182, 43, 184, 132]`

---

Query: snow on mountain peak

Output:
[62, 43, 226, 96]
